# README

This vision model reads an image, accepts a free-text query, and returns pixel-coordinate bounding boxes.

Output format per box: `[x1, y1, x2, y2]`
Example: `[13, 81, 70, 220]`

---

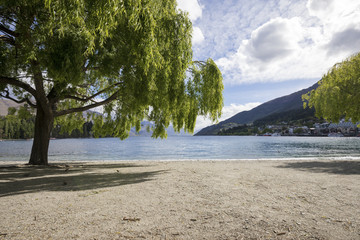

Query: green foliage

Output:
[54, 112, 86, 135]
[0, 107, 35, 139]
[293, 128, 303, 135]
[303, 52, 360, 123]
[52, 121, 93, 138]
[0, 42, 14, 79]
[0, 109, 94, 139]
[17, 104, 33, 120]
[253, 107, 319, 126]
[7, 107, 16, 115]
[218, 124, 257, 136]
[261, 128, 273, 134]
[1, 0, 223, 140]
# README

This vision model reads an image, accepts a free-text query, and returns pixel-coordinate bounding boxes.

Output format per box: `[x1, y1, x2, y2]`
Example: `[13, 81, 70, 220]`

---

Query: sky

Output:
[177, 0, 360, 131]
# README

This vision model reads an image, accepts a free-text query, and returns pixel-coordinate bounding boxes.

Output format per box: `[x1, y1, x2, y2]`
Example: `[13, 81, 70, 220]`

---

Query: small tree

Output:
[293, 128, 303, 135]
[302, 52, 360, 123]
[0, 0, 224, 165]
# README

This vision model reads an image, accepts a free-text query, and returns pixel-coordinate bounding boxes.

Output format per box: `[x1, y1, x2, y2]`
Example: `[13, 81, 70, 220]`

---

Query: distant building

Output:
[328, 120, 358, 135]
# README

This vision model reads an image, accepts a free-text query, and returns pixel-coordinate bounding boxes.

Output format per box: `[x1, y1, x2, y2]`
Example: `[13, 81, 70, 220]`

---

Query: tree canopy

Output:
[302, 52, 360, 124]
[0, 0, 224, 164]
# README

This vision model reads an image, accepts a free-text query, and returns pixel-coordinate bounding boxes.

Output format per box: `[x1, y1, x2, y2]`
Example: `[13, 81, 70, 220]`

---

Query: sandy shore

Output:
[0, 159, 359, 239]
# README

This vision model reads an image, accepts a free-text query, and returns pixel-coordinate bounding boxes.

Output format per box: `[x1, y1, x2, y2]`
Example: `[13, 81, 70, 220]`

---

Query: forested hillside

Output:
[196, 83, 318, 135]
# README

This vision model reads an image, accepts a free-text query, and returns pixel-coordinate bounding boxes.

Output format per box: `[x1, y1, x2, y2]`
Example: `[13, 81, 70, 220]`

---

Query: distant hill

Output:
[195, 82, 318, 135]
[130, 121, 191, 137]
[0, 98, 23, 116]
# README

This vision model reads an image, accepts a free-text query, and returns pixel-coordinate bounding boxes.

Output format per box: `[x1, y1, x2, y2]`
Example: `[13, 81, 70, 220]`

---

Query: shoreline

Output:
[1, 159, 359, 239]
[1, 156, 360, 165]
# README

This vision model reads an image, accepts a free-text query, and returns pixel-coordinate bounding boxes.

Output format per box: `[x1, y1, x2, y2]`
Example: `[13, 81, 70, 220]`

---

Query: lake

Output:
[1, 136, 360, 162]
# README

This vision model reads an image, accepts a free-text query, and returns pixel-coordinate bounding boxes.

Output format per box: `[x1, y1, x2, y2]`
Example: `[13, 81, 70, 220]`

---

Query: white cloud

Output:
[307, 0, 360, 26]
[221, 102, 262, 120]
[214, 0, 360, 85]
[326, 28, 360, 56]
[177, 1, 205, 46]
[245, 17, 304, 63]
[195, 102, 261, 131]
[177, 0, 203, 21]
[306, 0, 334, 21]
[192, 26, 205, 45]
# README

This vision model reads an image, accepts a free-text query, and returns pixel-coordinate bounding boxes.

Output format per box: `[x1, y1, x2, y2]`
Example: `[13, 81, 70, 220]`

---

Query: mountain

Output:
[195, 82, 318, 135]
[0, 98, 23, 116]
[130, 121, 191, 137]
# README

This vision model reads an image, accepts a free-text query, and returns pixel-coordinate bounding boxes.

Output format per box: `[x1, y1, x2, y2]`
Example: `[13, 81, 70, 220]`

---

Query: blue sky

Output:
[177, 0, 360, 131]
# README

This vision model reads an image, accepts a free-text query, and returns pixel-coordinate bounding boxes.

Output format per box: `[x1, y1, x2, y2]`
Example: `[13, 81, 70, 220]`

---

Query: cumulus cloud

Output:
[246, 17, 304, 63]
[214, 0, 360, 85]
[192, 26, 205, 45]
[195, 102, 261, 132]
[326, 28, 360, 56]
[307, 0, 360, 25]
[306, 0, 334, 21]
[177, 0, 205, 46]
[177, 0, 203, 21]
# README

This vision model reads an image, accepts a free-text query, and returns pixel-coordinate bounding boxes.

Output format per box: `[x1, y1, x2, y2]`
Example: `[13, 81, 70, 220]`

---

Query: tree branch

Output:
[0, 90, 37, 108]
[25, 98, 37, 108]
[61, 94, 97, 103]
[0, 24, 19, 37]
[54, 90, 121, 117]
[60, 82, 123, 102]
[0, 76, 37, 98]
[192, 60, 206, 66]
[0, 34, 16, 45]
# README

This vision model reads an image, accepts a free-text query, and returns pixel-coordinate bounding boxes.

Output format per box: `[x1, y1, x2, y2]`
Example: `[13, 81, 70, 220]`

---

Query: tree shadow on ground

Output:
[277, 161, 360, 175]
[0, 163, 165, 197]
[0, 163, 149, 179]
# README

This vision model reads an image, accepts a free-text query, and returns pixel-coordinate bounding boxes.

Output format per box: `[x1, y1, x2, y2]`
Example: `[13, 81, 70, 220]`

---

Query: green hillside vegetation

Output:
[218, 124, 258, 136]
[218, 107, 324, 136]
[253, 107, 319, 127]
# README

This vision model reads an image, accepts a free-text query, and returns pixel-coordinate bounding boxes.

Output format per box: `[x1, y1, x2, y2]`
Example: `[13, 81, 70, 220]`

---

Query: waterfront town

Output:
[261, 119, 359, 137]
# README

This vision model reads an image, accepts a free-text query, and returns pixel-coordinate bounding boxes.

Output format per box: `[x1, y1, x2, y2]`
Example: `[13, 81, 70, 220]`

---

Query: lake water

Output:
[1, 136, 360, 162]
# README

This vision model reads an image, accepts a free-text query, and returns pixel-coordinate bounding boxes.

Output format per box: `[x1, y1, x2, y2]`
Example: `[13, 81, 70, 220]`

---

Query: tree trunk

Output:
[28, 107, 54, 165]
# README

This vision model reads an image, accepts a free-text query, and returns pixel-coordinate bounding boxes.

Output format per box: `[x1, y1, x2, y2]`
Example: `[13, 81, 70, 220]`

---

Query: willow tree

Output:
[0, 0, 223, 165]
[302, 52, 360, 123]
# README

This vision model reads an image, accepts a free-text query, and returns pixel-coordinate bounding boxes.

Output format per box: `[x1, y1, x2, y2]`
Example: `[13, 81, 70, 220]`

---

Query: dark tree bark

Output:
[28, 107, 54, 165]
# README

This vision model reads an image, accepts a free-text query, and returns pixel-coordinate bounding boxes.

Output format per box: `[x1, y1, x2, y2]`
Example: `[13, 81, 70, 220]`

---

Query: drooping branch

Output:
[186, 60, 207, 74]
[192, 60, 206, 66]
[0, 76, 37, 98]
[54, 90, 121, 117]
